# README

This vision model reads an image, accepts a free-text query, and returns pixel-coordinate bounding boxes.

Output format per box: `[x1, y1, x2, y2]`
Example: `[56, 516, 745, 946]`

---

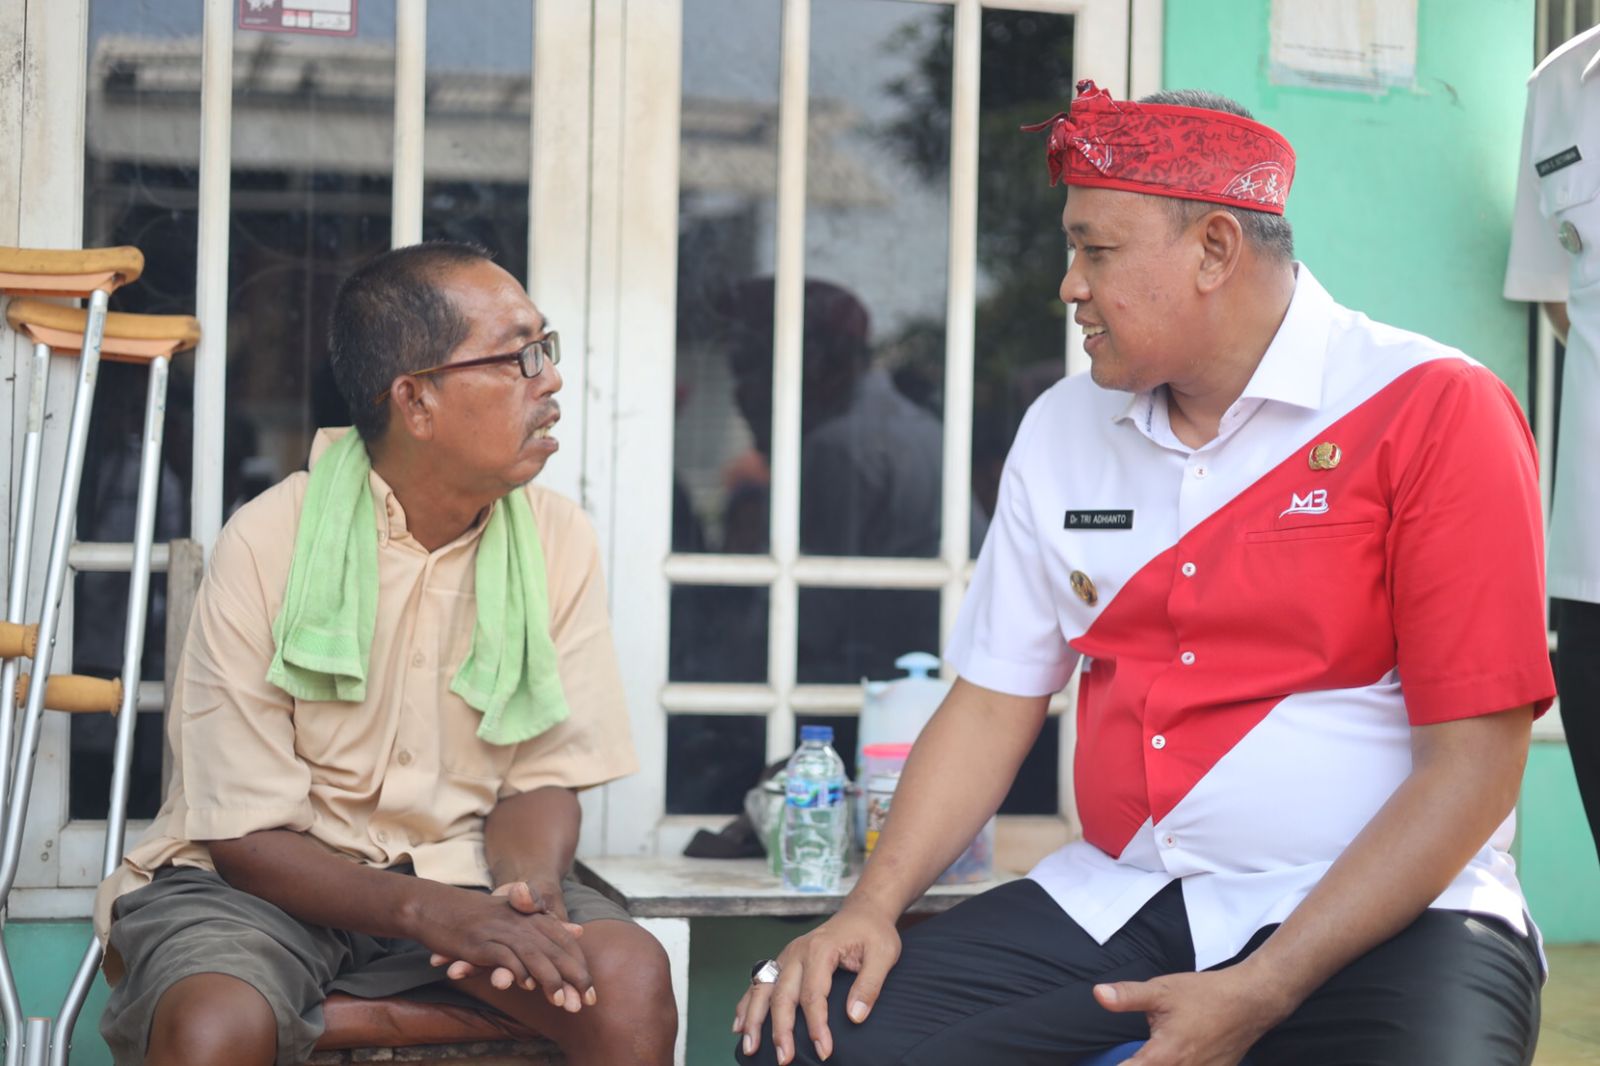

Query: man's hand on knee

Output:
[429, 880, 589, 1012]
[734, 902, 901, 1065]
[429, 879, 586, 1008]
[1094, 966, 1289, 1066]
[410, 880, 593, 1012]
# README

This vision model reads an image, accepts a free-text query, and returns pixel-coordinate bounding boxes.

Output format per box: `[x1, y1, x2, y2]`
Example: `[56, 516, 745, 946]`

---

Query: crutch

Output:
[0, 290, 197, 1064]
[0, 247, 140, 1066]
[0, 247, 141, 798]
[1, 298, 199, 1066]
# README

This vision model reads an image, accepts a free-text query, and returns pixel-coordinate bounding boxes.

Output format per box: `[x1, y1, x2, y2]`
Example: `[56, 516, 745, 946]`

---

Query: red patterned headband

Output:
[1022, 80, 1296, 215]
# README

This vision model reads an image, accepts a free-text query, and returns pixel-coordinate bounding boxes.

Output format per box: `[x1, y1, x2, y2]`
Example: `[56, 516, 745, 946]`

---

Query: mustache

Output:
[527, 401, 560, 432]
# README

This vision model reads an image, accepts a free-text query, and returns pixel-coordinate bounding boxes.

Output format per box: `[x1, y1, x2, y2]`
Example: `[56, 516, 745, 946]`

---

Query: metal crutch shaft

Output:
[0, 290, 108, 1066]
[0, 342, 52, 815]
[47, 355, 167, 1066]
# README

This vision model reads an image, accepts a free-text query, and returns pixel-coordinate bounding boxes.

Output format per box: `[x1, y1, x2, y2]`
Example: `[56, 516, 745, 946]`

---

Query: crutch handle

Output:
[14, 674, 122, 714]
[0, 622, 38, 660]
[4, 299, 201, 362]
[0, 245, 143, 297]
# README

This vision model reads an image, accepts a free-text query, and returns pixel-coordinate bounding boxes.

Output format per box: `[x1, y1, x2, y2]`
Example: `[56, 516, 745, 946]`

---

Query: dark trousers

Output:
[1557, 597, 1600, 866]
[736, 879, 1542, 1066]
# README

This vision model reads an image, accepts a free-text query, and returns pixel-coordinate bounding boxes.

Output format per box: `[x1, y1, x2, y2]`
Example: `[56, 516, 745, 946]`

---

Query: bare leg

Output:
[459, 919, 677, 1066]
[144, 972, 277, 1066]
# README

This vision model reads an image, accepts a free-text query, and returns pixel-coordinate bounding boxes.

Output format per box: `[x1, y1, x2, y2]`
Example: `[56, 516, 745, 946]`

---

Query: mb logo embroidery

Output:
[1280, 489, 1329, 518]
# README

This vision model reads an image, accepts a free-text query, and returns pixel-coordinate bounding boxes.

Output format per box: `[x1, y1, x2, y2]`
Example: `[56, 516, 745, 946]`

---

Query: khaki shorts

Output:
[100, 865, 632, 1066]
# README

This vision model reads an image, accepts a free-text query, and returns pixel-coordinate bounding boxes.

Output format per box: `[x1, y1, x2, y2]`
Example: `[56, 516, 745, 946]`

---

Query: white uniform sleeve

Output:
[1505, 87, 1572, 302]
[944, 403, 1078, 697]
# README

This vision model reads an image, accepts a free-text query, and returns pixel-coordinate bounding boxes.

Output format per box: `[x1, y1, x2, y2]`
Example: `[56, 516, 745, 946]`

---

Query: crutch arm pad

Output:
[5, 299, 201, 359]
[0, 246, 144, 294]
[14, 674, 122, 714]
[0, 622, 37, 660]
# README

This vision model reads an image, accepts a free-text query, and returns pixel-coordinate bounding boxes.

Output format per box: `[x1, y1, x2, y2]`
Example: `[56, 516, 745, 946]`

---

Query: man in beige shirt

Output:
[94, 242, 668, 1066]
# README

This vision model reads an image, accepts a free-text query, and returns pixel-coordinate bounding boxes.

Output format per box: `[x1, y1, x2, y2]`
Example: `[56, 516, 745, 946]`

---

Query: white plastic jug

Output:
[856, 651, 951, 770]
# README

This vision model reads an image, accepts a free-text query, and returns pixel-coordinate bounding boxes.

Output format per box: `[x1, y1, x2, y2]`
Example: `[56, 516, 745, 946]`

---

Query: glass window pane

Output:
[71, 713, 166, 821]
[81, 0, 202, 611]
[69, 566, 170, 821]
[421, 1, 532, 278]
[971, 10, 1075, 555]
[796, 587, 939, 685]
[669, 585, 769, 683]
[673, 0, 782, 554]
[666, 714, 769, 814]
[224, 4, 398, 508]
[797, 0, 952, 560]
[75, 0, 205, 821]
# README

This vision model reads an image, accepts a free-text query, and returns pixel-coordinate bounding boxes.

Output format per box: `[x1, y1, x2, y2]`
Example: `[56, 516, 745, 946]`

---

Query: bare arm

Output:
[1544, 301, 1570, 344]
[846, 679, 1048, 921]
[485, 785, 581, 920]
[207, 827, 593, 1004]
[1101, 705, 1534, 1065]
[736, 679, 1049, 1063]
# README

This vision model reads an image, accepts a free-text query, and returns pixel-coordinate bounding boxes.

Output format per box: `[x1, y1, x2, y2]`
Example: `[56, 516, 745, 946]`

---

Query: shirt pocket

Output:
[1242, 519, 1376, 545]
[1539, 155, 1600, 288]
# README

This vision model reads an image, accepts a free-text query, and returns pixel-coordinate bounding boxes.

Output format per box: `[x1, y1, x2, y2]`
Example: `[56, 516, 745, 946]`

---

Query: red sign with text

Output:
[237, 0, 358, 38]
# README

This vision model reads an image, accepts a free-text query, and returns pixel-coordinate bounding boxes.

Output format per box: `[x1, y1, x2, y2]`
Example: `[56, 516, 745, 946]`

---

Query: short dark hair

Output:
[327, 241, 495, 441]
[1136, 89, 1295, 262]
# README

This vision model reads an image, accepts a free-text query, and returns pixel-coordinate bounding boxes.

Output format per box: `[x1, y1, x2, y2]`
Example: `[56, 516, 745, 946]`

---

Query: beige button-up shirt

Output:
[94, 430, 637, 940]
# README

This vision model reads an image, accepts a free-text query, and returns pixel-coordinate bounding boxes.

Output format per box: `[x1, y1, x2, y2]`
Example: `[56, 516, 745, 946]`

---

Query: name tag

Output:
[1537, 145, 1582, 177]
[1065, 510, 1133, 530]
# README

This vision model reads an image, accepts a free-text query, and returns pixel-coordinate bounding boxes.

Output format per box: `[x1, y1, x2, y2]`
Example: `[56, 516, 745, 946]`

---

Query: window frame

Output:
[0, 0, 601, 914]
[0, 0, 1157, 914]
[600, 0, 1154, 858]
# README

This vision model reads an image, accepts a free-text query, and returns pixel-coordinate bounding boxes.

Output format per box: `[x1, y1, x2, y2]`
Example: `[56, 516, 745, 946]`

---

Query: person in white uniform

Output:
[1505, 24, 1600, 866]
[735, 81, 1554, 1066]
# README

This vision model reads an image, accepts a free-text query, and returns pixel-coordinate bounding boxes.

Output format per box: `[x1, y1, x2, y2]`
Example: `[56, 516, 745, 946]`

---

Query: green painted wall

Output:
[1518, 742, 1600, 943]
[1164, 0, 1535, 395]
[1, 922, 112, 1066]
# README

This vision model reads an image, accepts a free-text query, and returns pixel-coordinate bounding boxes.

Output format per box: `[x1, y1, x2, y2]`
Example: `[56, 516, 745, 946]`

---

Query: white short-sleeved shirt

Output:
[947, 266, 1555, 970]
[1505, 24, 1600, 604]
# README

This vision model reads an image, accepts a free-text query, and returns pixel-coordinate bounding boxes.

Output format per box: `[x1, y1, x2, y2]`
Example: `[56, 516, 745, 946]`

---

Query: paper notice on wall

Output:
[1269, 0, 1417, 92]
[237, 0, 358, 38]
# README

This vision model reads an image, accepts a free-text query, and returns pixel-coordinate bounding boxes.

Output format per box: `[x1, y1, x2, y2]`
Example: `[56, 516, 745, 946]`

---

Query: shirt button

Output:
[411, 652, 425, 668]
[375, 830, 388, 844]
[398, 749, 414, 767]
[1151, 734, 1167, 750]
[1180, 562, 1197, 577]
[1192, 465, 1209, 479]
[1162, 834, 1177, 848]
[1180, 651, 1196, 665]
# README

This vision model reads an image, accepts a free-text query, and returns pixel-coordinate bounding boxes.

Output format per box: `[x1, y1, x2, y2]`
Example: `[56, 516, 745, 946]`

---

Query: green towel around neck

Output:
[266, 430, 570, 745]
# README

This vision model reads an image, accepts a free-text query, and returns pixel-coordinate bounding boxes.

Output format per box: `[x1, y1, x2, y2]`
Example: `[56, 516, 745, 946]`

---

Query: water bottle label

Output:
[785, 778, 843, 809]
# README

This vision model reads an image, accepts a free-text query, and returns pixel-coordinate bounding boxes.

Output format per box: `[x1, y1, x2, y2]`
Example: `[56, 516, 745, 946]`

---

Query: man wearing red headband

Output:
[735, 83, 1550, 1066]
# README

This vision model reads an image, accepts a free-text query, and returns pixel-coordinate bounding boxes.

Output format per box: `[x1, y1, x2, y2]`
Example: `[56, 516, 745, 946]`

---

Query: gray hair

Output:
[327, 241, 495, 441]
[1136, 89, 1296, 262]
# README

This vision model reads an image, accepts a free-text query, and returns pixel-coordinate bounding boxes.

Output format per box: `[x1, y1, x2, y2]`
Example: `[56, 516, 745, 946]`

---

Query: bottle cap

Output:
[894, 651, 941, 679]
[799, 725, 834, 744]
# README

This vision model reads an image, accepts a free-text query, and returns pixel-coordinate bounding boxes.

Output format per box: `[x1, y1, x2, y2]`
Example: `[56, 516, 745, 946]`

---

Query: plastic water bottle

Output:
[781, 725, 848, 892]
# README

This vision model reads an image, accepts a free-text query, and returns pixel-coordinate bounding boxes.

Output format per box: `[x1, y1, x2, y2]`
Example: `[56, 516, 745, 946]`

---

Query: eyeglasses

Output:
[371, 332, 561, 408]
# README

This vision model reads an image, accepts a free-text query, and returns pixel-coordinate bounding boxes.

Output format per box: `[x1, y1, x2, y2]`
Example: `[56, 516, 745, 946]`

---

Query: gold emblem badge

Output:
[1308, 442, 1342, 471]
[1070, 570, 1098, 606]
[1561, 220, 1584, 254]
